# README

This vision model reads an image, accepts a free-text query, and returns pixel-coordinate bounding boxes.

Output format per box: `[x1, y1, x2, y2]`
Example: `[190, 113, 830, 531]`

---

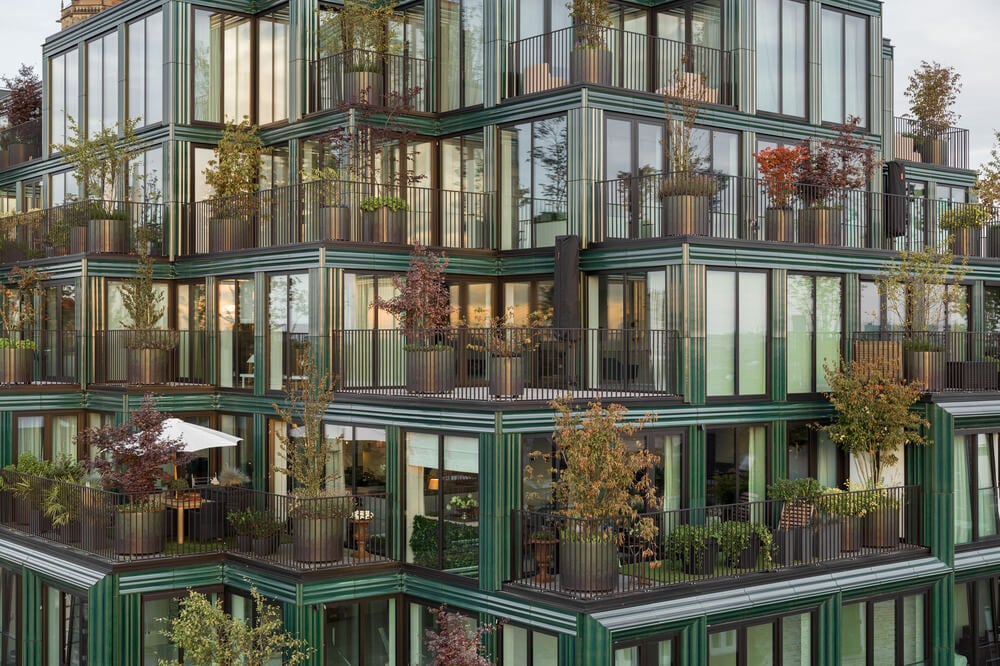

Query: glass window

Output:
[142, 597, 178, 665]
[787, 422, 840, 488]
[954, 432, 1000, 545]
[439, 0, 483, 110]
[0, 568, 18, 666]
[15, 414, 83, 462]
[326, 598, 394, 666]
[788, 274, 842, 394]
[43, 586, 86, 666]
[841, 592, 928, 665]
[266, 273, 309, 391]
[193, 10, 252, 123]
[706, 426, 767, 506]
[128, 12, 164, 126]
[821, 9, 867, 125]
[258, 8, 288, 125]
[87, 32, 119, 135]
[499, 116, 568, 249]
[218, 278, 255, 389]
[707, 270, 768, 396]
[757, 0, 806, 117]
[49, 49, 80, 149]
[710, 612, 812, 666]
[502, 624, 559, 665]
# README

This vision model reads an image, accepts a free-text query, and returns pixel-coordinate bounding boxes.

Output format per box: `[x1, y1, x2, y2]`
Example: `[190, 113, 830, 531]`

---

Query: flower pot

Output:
[251, 533, 280, 556]
[915, 137, 948, 166]
[0, 348, 33, 384]
[798, 208, 842, 246]
[863, 504, 900, 548]
[309, 206, 351, 241]
[28, 507, 51, 534]
[345, 70, 383, 106]
[841, 517, 862, 552]
[662, 195, 711, 236]
[88, 218, 127, 254]
[115, 509, 164, 556]
[765, 208, 796, 241]
[127, 346, 175, 385]
[531, 539, 557, 583]
[774, 527, 811, 566]
[363, 208, 405, 244]
[235, 534, 253, 552]
[81, 514, 111, 552]
[987, 225, 1000, 258]
[680, 537, 718, 576]
[293, 516, 344, 563]
[559, 538, 618, 592]
[58, 520, 81, 544]
[569, 47, 612, 86]
[405, 347, 456, 394]
[951, 227, 979, 256]
[70, 226, 87, 254]
[489, 356, 524, 398]
[209, 215, 256, 252]
[905, 349, 945, 391]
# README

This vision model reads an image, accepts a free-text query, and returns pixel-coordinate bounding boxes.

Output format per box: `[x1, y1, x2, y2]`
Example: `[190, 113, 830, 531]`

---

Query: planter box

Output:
[293, 516, 344, 563]
[308, 206, 351, 241]
[252, 534, 280, 556]
[915, 136, 948, 166]
[115, 509, 165, 556]
[127, 346, 176, 385]
[765, 208, 795, 242]
[88, 218, 127, 254]
[951, 227, 980, 257]
[0, 348, 33, 384]
[560, 538, 618, 592]
[814, 520, 842, 560]
[569, 48, 612, 86]
[662, 195, 711, 236]
[905, 349, 945, 391]
[345, 70, 383, 106]
[489, 356, 524, 398]
[774, 526, 812, 566]
[405, 347, 456, 394]
[798, 208, 842, 246]
[363, 209, 405, 244]
[863, 505, 901, 548]
[209, 215, 256, 252]
[679, 538, 718, 576]
[947, 361, 999, 391]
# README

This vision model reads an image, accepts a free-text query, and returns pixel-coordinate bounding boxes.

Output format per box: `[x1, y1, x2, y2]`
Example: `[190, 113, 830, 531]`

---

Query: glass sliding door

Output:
[218, 278, 255, 389]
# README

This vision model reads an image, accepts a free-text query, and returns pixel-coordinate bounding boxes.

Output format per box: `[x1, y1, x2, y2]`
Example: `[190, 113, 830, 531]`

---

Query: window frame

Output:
[755, 0, 809, 119]
[819, 6, 869, 127]
[705, 268, 771, 399]
[786, 271, 844, 396]
[708, 607, 817, 666]
[841, 588, 931, 666]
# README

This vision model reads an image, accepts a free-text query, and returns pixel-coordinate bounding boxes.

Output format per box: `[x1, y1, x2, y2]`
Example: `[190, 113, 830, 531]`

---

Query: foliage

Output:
[300, 166, 344, 207]
[716, 521, 774, 569]
[52, 117, 143, 202]
[874, 243, 967, 333]
[658, 172, 720, 198]
[217, 465, 250, 486]
[975, 130, 1000, 209]
[409, 514, 479, 568]
[246, 510, 283, 538]
[663, 524, 716, 571]
[663, 64, 707, 177]
[567, 0, 612, 49]
[0, 64, 42, 127]
[373, 245, 451, 337]
[203, 118, 263, 200]
[904, 60, 962, 139]
[795, 117, 881, 208]
[77, 395, 190, 501]
[0, 265, 48, 333]
[939, 204, 990, 231]
[159, 587, 312, 666]
[447, 494, 479, 512]
[815, 484, 884, 518]
[227, 509, 256, 536]
[820, 359, 929, 488]
[42, 459, 90, 527]
[755, 145, 809, 208]
[425, 606, 498, 666]
[766, 477, 826, 505]
[359, 195, 409, 212]
[466, 307, 545, 357]
[326, 0, 396, 71]
[120, 236, 175, 350]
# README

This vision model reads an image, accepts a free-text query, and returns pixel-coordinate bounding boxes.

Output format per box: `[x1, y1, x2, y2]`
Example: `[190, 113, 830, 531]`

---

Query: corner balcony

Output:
[310, 48, 431, 113]
[506, 25, 732, 105]
[183, 181, 493, 255]
[892, 116, 970, 170]
[852, 331, 1000, 392]
[0, 119, 41, 171]
[509, 486, 923, 601]
[0, 471, 394, 574]
[0, 330, 78, 389]
[334, 327, 680, 403]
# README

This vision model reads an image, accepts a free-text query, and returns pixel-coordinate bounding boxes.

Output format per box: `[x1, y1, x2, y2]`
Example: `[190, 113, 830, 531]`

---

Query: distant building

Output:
[59, 0, 122, 31]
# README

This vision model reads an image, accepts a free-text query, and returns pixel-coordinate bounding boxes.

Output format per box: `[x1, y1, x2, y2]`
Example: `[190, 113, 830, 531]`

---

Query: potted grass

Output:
[0, 266, 46, 384]
[567, 0, 613, 85]
[373, 245, 456, 394]
[755, 145, 809, 241]
[904, 61, 962, 166]
[543, 399, 658, 593]
[203, 118, 263, 252]
[6, 453, 59, 533]
[467, 307, 542, 398]
[76, 396, 190, 556]
[121, 229, 178, 384]
[248, 510, 282, 556]
[41, 459, 89, 543]
[301, 165, 350, 241]
[939, 204, 988, 257]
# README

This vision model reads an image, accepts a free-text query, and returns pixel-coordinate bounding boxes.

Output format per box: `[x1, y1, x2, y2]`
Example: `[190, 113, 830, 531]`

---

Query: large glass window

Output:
[87, 32, 119, 135]
[49, 49, 80, 148]
[956, 577, 1000, 666]
[708, 611, 813, 665]
[266, 273, 309, 391]
[440, 132, 487, 248]
[193, 10, 252, 123]
[258, 8, 288, 125]
[787, 274, 842, 394]
[499, 116, 567, 249]
[43, 586, 86, 666]
[787, 422, 841, 488]
[756, 0, 806, 117]
[614, 635, 676, 666]
[0, 568, 18, 666]
[405, 432, 479, 575]
[439, 0, 483, 110]
[218, 278, 255, 389]
[325, 598, 395, 666]
[128, 12, 164, 126]
[502, 624, 559, 665]
[15, 413, 81, 461]
[954, 432, 1000, 545]
[706, 426, 767, 506]
[841, 592, 927, 665]
[821, 9, 867, 125]
[707, 270, 768, 396]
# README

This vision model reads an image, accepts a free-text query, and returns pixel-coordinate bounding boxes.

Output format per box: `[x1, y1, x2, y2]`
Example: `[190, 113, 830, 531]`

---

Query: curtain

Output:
[747, 427, 766, 502]
[663, 434, 682, 512]
[954, 435, 972, 544]
[52, 416, 77, 461]
[977, 434, 998, 538]
[787, 275, 813, 393]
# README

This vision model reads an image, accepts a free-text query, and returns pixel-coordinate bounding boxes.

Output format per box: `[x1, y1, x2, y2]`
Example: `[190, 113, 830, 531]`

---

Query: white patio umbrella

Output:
[160, 418, 242, 452]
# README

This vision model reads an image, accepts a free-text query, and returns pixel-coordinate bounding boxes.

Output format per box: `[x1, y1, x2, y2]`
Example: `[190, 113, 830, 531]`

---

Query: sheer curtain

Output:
[954, 435, 972, 544]
[976, 434, 999, 539]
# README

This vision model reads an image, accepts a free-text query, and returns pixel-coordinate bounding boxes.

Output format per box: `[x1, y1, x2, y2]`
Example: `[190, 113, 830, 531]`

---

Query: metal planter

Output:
[798, 208, 842, 246]
[309, 206, 351, 241]
[569, 48, 613, 86]
[88, 218, 127, 254]
[209, 215, 256, 252]
[114, 509, 164, 556]
[765, 208, 796, 241]
[293, 516, 344, 563]
[127, 346, 175, 385]
[252, 534, 280, 557]
[559, 538, 618, 592]
[905, 350, 945, 391]
[344, 70, 383, 106]
[951, 227, 979, 257]
[987, 225, 1000, 258]
[363, 209, 405, 244]
[405, 347, 456, 394]
[0, 348, 33, 384]
[662, 195, 711, 236]
[863, 505, 900, 548]
[489, 356, 524, 398]
[915, 137, 948, 166]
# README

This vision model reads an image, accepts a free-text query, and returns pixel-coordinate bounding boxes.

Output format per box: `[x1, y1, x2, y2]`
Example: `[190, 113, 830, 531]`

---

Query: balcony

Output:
[506, 25, 732, 105]
[0, 120, 41, 171]
[509, 486, 923, 601]
[0, 330, 78, 388]
[310, 48, 431, 113]
[0, 471, 393, 573]
[852, 331, 1000, 392]
[892, 116, 970, 170]
[334, 327, 680, 403]
[91, 330, 211, 388]
[183, 181, 493, 255]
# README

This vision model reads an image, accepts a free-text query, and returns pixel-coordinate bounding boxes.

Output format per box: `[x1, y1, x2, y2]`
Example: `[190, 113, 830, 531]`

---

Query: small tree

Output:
[821, 359, 929, 488]
[373, 245, 451, 342]
[424, 606, 498, 666]
[795, 116, 881, 208]
[567, 0, 612, 49]
[904, 60, 962, 139]
[755, 145, 809, 209]
[975, 130, 1000, 210]
[0, 64, 42, 127]
[875, 243, 967, 334]
[203, 117, 264, 199]
[52, 117, 143, 203]
[120, 238, 164, 332]
[159, 587, 312, 666]
[0, 265, 48, 334]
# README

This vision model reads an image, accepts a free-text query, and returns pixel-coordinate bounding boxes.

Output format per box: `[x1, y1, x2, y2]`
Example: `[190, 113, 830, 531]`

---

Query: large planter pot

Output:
[679, 538, 719, 576]
[841, 518, 862, 552]
[58, 521, 82, 544]
[915, 137, 948, 166]
[363, 209, 405, 244]
[489, 356, 524, 398]
[70, 226, 87, 254]
[88, 218, 127, 254]
[798, 208, 842, 246]
[209, 215, 255, 252]
[765, 208, 795, 241]
[115, 509, 164, 556]
[81, 514, 111, 552]
[235, 534, 253, 553]
[775, 527, 811, 566]
[405, 347, 456, 394]
[0, 348, 33, 384]
[863, 504, 900, 548]
[559, 538, 618, 592]
[662, 195, 711, 236]
[951, 227, 979, 256]
[252, 534, 280, 556]
[127, 346, 175, 385]
[569, 47, 612, 86]
[293, 516, 344, 563]
[905, 349, 945, 391]
[13, 497, 30, 525]
[345, 70, 383, 106]
[814, 520, 842, 560]
[28, 507, 51, 534]
[308, 206, 351, 242]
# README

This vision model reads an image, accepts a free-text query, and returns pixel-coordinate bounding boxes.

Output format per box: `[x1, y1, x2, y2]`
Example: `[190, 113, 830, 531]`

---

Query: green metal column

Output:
[843, 273, 860, 363]
[567, 107, 603, 245]
[112, 586, 139, 666]
[688, 424, 706, 511]
[681, 617, 707, 666]
[0, 412, 12, 467]
[289, 599, 324, 666]
[578, 615, 611, 666]
[385, 425, 403, 562]
[732, 0, 754, 114]
[253, 271, 268, 396]
[920, 403, 954, 565]
[772, 268, 788, 402]
[667, 260, 706, 405]
[253, 411, 268, 490]
[931, 574, 955, 666]
[770, 420, 787, 482]
[819, 593, 841, 666]
[479, 418, 518, 592]
[22, 569, 40, 666]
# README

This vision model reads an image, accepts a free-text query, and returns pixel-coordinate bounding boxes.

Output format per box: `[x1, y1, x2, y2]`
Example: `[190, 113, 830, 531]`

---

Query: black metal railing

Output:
[0, 472, 392, 571]
[334, 327, 680, 401]
[509, 197, 568, 249]
[184, 181, 493, 255]
[311, 48, 430, 112]
[506, 25, 731, 104]
[92, 330, 210, 386]
[893, 117, 970, 170]
[852, 331, 1000, 392]
[0, 119, 41, 171]
[0, 329, 78, 386]
[511, 485, 921, 600]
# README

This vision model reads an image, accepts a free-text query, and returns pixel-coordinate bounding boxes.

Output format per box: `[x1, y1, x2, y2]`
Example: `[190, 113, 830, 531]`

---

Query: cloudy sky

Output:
[2, 0, 998, 169]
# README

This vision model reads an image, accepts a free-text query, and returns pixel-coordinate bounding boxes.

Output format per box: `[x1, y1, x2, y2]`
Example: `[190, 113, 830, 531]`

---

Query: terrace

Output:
[892, 116, 971, 170]
[0, 120, 41, 171]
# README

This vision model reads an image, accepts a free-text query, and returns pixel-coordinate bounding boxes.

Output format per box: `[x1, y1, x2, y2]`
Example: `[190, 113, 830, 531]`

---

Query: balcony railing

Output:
[508, 197, 568, 250]
[506, 25, 732, 105]
[92, 330, 210, 387]
[0, 471, 392, 571]
[0, 329, 78, 387]
[310, 48, 430, 113]
[184, 181, 493, 254]
[0, 119, 41, 171]
[853, 331, 1000, 392]
[892, 117, 970, 170]
[510, 485, 922, 600]
[334, 327, 680, 401]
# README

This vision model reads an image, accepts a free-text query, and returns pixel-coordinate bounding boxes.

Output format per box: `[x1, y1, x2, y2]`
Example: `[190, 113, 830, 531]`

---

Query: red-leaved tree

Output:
[373, 245, 451, 345]
[76, 395, 190, 498]
[1, 64, 42, 127]
[424, 606, 498, 666]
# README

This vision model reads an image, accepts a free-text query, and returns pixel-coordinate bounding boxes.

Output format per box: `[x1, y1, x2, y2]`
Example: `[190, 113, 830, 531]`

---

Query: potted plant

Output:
[542, 399, 658, 592]
[52, 117, 142, 254]
[795, 117, 881, 246]
[359, 194, 409, 244]
[664, 524, 718, 576]
[0, 64, 41, 164]
[273, 344, 350, 563]
[767, 477, 826, 564]
[904, 61, 962, 165]
[816, 486, 866, 552]
[76, 396, 190, 556]
[326, 0, 396, 106]
[228, 509, 255, 552]
[41, 458, 88, 543]
[6, 453, 58, 533]
[716, 520, 773, 570]
[120, 230, 179, 384]
[467, 307, 542, 398]
[301, 165, 350, 241]
[203, 118, 263, 252]
[0, 266, 46, 384]
[447, 494, 479, 522]
[755, 145, 809, 241]
[248, 510, 282, 556]
[350, 508, 374, 559]
[939, 204, 988, 256]
[529, 525, 558, 583]
[567, 0, 613, 85]
[373, 245, 455, 394]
